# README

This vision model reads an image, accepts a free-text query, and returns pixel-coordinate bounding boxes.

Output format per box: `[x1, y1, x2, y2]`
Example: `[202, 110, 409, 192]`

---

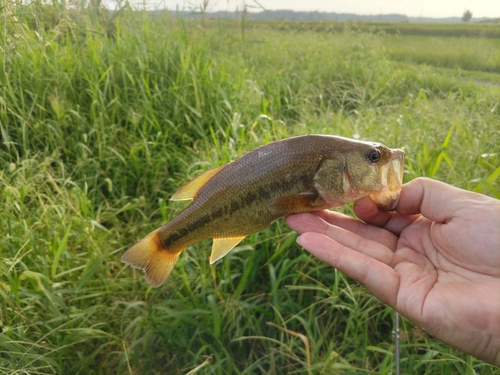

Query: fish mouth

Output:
[369, 149, 405, 211]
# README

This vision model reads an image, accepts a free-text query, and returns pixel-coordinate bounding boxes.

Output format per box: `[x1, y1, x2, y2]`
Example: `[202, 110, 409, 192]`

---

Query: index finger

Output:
[353, 196, 420, 235]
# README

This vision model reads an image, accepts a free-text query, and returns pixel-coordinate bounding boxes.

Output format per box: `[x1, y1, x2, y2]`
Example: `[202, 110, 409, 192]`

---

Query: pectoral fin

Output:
[170, 165, 226, 201]
[210, 236, 247, 264]
[269, 192, 327, 213]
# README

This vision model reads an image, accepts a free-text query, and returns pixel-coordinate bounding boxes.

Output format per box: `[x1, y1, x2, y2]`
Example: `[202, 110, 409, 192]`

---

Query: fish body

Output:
[122, 135, 405, 287]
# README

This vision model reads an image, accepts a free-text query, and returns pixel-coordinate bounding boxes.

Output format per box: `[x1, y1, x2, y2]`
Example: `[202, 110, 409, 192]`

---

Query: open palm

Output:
[286, 178, 500, 367]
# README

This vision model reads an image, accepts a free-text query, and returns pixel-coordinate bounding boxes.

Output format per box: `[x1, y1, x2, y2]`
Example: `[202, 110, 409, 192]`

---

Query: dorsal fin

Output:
[210, 236, 247, 264]
[170, 165, 226, 201]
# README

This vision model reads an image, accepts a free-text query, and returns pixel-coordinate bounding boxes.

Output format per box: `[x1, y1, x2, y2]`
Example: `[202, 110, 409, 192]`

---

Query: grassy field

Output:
[265, 20, 500, 38]
[1, 3, 500, 374]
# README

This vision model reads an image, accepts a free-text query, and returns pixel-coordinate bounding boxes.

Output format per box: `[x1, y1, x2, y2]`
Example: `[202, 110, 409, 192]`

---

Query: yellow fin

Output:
[268, 192, 320, 212]
[121, 230, 182, 287]
[170, 165, 226, 201]
[210, 236, 247, 264]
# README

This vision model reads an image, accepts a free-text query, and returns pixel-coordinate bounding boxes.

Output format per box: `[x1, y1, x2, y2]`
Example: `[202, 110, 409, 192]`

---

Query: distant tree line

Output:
[155, 9, 498, 23]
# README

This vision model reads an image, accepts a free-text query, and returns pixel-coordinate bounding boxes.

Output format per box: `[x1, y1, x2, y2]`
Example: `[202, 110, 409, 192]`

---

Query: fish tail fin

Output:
[121, 230, 181, 288]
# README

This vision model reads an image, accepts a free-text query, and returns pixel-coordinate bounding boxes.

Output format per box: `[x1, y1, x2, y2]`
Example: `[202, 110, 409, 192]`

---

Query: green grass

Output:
[1, 3, 500, 374]
[258, 19, 500, 38]
[382, 34, 500, 73]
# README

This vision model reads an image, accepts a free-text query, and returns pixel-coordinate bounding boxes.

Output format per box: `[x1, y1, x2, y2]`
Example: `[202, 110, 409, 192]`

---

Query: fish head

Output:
[343, 142, 405, 211]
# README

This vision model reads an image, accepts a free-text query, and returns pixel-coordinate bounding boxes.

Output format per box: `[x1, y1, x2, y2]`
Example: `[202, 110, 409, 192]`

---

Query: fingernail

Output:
[296, 235, 303, 247]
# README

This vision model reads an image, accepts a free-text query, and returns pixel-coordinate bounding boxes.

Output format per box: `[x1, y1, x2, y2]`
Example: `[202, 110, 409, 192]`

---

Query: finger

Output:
[324, 224, 396, 265]
[353, 196, 392, 226]
[353, 196, 421, 236]
[286, 212, 330, 235]
[288, 210, 398, 251]
[396, 177, 479, 222]
[297, 232, 399, 308]
[353, 177, 469, 233]
[287, 212, 397, 264]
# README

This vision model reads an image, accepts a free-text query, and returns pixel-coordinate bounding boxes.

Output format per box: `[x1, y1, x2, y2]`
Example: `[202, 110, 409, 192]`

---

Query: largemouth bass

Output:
[122, 135, 405, 287]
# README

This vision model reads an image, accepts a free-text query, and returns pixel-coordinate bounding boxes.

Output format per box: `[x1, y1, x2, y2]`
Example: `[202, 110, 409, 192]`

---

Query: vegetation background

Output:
[1, 1, 499, 374]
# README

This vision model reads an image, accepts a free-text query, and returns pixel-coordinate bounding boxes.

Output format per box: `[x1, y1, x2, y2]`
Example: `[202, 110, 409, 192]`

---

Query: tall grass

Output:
[1, 3, 499, 374]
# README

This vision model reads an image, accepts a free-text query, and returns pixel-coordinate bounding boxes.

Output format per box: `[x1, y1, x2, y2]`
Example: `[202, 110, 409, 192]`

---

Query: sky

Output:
[127, 0, 499, 19]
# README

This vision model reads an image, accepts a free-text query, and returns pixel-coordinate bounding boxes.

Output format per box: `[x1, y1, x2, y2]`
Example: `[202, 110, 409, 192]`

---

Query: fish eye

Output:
[366, 148, 381, 163]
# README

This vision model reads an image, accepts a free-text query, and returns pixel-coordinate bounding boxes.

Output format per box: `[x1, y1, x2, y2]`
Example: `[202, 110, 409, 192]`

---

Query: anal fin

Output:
[121, 230, 182, 287]
[170, 165, 226, 201]
[210, 236, 247, 264]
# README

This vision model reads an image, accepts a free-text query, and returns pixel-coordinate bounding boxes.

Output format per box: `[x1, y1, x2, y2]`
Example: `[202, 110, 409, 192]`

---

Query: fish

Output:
[122, 135, 405, 287]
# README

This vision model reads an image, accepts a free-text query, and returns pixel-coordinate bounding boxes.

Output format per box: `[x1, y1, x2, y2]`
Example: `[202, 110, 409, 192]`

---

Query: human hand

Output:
[286, 177, 500, 366]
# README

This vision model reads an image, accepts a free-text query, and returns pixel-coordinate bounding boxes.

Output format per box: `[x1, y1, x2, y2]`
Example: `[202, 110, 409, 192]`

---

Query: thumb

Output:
[396, 177, 480, 223]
